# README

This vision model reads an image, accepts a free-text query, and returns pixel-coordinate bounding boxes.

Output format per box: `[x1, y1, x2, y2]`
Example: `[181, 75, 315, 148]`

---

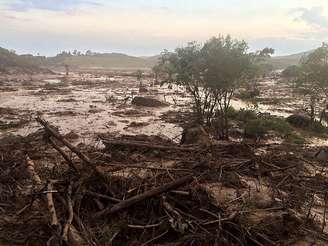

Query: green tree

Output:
[296, 43, 328, 123]
[156, 35, 273, 139]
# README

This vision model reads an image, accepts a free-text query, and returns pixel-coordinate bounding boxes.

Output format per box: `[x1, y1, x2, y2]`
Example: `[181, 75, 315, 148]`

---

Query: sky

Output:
[0, 0, 328, 57]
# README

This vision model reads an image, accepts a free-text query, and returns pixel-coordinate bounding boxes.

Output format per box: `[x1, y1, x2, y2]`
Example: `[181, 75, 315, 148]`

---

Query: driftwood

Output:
[95, 175, 194, 218]
[25, 155, 42, 187]
[36, 117, 92, 165]
[103, 163, 191, 172]
[102, 138, 198, 152]
[62, 182, 74, 242]
[4, 116, 328, 245]
[46, 181, 61, 234]
[48, 137, 79, 172]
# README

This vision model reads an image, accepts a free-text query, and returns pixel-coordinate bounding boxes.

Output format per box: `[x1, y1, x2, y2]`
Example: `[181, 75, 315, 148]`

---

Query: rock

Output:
[132, 96, 168, 107]
[315, 148, 328, 161]
[127, 121, 150, 128]
[180, 125, 211, 145]
[139, 86, 148, 93]
[64, 131, 79, 140]
[286, 114, 311, 128]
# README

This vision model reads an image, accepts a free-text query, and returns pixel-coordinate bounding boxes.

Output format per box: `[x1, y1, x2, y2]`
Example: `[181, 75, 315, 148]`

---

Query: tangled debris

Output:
[1, 117, 328, 245]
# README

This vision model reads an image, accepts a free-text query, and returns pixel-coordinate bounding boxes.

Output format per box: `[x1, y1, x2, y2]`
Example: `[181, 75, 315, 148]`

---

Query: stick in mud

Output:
[101, 138, 198, 152]
[25, 155, 42, 187]
[46, 181, 61, 234]
[48, 137, 79, 173]
[36, 117, 92, 164]
[94, 175, 194, 218]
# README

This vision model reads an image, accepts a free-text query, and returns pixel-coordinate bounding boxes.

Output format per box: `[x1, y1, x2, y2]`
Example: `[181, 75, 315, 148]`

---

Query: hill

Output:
[0, 46, 315, 73]
[0, 47, 50, 74]
[268, 51, 312, 70]
[47, 53, 158, 71]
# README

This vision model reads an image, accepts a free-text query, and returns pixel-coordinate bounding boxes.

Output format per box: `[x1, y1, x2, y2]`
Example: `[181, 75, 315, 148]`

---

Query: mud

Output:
[0, 72, 186, 143]
[0, 72, 327, 146]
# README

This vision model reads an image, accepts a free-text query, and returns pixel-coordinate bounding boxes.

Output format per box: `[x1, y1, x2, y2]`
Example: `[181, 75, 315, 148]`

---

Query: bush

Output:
[244, 117, 292, 139]
[232, 108, 258, 122]
[285, 133, 305, 145]
[226, 106, 238, 119]
[244, 119, 268, 139]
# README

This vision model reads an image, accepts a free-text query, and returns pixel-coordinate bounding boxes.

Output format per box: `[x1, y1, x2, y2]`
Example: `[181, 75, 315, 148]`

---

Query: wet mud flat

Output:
[0, 72, 319, 146]
[0, 73, 188, 143]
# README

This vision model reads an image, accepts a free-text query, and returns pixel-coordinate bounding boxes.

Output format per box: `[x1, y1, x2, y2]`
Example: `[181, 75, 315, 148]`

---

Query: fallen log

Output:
[46, 181, 61, 235]
[103, 163, 191, 172]
[36, 117, 91, 165]
[102, 138, 198, 152]
[94, 175, 194, 218]
[62, 182, 74, 242]
[48, 137, 79, 173]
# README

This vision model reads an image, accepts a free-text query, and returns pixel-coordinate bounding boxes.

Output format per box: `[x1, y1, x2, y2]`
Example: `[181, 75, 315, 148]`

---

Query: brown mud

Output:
[2, 72, 328, 245]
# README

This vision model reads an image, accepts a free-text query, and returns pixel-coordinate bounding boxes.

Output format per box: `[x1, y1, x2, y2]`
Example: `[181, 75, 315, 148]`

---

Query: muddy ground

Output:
[0, 72, 189, 144]
[0, 72, 320, 145]
[2, 71, 328, 245]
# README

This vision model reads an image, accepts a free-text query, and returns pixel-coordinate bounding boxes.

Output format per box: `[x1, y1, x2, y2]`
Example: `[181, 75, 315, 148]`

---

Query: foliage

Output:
[295, 43, 328, 123]
[136, 70, 143, 81]
[232, 108, 258, 122]
[285, 133, 305, 145]
[156, 35, 274, 139]
[244, 116, 292, 139]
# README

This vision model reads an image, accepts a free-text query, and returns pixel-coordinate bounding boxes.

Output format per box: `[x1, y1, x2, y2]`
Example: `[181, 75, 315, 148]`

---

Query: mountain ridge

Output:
[0, 46, 315, 73]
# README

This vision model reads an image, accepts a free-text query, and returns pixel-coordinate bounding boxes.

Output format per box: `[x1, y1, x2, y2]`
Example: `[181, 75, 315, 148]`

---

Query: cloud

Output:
[293, 6, 328, 28]
[4, 0, 102, 12]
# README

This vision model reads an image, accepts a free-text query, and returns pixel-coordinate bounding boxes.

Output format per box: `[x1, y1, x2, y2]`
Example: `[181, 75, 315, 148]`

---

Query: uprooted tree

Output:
[156, 35, 274, 139]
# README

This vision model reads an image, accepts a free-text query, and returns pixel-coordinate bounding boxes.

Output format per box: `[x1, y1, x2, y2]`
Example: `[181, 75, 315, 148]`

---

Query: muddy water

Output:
[0, 74, 185, 143]
[0, 74, 321, 144]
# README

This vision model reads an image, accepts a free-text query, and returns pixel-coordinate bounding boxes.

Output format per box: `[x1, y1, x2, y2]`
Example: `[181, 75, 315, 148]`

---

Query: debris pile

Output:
[1, 117, 328, 245]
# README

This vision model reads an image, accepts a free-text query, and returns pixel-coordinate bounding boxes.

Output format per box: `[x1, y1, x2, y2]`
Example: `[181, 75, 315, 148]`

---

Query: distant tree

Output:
[65, 64, 69, 76]
[56, 51, 73, 57]
[136, 70, 143, 87]
[296, 43, 328, 123]
[152, 64, 161, 83]
[85, 50, 93, 56]
[157, 35, 273, 139]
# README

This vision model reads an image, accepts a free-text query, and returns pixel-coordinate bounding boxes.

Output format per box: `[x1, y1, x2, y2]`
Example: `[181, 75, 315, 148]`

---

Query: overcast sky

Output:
[0, 0, 327, 56]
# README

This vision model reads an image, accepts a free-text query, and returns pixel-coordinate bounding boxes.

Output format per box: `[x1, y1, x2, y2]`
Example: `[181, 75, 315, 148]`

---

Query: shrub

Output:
[232, 108, 257, 122]
[285, 133, 305, 145]
[244, 117, 292, 139]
